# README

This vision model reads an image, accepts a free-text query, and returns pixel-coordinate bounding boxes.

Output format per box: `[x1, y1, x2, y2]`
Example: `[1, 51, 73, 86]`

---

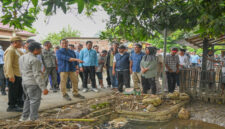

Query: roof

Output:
[66, 37, 101, 40]
[0, 23, 36, 37]
[184, 35, 225, 48]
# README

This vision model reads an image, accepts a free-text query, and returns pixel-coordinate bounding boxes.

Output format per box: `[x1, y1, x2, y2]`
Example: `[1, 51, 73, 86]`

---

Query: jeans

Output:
[22, 85, 41, 120]
[109, 67, 118, 88]
[82, 66, 96, 89]
[7, 76, 24, 108]
[166, 72, 178, 93]
[141, 77, 156, 94]
[116, 70, 130, 92]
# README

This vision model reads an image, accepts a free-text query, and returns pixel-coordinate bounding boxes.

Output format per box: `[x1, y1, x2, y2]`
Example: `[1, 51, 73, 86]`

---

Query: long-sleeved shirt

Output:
[0, 48, 4, 64]
[56, 48, 78, 73]
[4, 46, 23, 78]
[19, 52, 46, 90]
[79, 48, 98, 67]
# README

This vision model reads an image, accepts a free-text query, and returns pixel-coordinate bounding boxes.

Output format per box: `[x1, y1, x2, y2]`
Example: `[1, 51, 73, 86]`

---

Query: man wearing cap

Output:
[41, 41, 58, 92]
[112, 45, 130, 92]
[0, 45, 6, 95]
[165, 48, 179, 93]
[4, 36, 24, 112]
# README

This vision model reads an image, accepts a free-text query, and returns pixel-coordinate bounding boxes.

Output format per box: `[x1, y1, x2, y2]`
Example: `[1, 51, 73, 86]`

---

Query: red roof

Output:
[0, 23, 36, 37]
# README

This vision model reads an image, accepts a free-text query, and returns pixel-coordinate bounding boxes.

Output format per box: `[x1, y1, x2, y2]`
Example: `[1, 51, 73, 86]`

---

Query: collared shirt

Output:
[140, 56, 158, 78]
[165, 54, 179, 72]
[19, 52, 46, 90]
[130, 52, 145, 72]
[79, 48, 98, 67]
[0, 49, 4, 64]
[4, 46, 23, 78]
[191, 55, 200, 64]
[41, 49, 56, 68]
[56, 48, 78, 73]
[206, 56, 215, 70]
[179, 55, 190, 69]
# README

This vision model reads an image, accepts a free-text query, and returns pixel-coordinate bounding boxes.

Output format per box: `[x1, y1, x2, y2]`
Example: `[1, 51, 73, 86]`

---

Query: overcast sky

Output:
[32, 8, 109, 42]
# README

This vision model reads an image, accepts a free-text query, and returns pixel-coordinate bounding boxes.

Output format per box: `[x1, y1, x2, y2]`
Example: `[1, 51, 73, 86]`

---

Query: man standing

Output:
[19, 42, 49, 121]
[76, 44, 84, 82]
[42, 41, 58, 92]
[191, 52, 200, 68]
[4, 36, 24, 112]
[129, 44, 145, 90]
[0, 45, 6, 95]
[165, 48, 179, 93]
[56, 39, 85, 101]
[113, 45, 130, 92]
[21, 39, 35, 54]
[79, 41, 98, 93]
[106, 42, 119, 89]
[96, 50, 108, 88]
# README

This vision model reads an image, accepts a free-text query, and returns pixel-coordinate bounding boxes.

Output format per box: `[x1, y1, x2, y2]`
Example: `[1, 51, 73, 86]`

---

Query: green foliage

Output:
[24, 27, 38, 34]
[41, 25, 80, 45]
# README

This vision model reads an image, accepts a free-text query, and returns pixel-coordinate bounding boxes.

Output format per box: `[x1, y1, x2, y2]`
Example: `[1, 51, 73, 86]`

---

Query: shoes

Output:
[63, 94, 72, 101]
[82, 88, 88, 93]
[19, 117, 28, 122]
[92, 88, 99, 93]
[7, 106, 23, 112]
[73, 94, 85, 99]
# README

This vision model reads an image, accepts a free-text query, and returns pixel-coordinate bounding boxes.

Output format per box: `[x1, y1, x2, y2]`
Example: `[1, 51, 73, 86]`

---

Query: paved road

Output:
[0, 81, 112, 120]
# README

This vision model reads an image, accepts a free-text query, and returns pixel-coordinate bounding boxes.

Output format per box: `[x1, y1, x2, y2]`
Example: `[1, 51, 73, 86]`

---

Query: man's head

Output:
[86, 41, 93, 50]
[208, 50, 213, 56]
[77, 44, 83, 51]
[60, 39, 69, 49]
[10, 36, 23, 48]
[134, 43, 142, 53]
[43, 41, 52, 49]
[28, 42, 42, 55]
[69, 44, 75, 50]
[179, 49, 186, 56]
[171, 47, 178, 56]
[93, 45, 99, 52]
[101, 50, 107, 57]
[118, 45, 126, 54]
[112, 42, 119, 51]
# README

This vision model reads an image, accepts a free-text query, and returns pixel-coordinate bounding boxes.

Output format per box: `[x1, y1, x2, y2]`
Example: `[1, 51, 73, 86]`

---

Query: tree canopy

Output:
[41, 25, 80, 45]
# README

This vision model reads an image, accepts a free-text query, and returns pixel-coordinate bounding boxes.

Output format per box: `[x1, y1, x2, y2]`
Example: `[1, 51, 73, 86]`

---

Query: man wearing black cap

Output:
[165, 47, 179, 93]
[112, 45, 130, 92]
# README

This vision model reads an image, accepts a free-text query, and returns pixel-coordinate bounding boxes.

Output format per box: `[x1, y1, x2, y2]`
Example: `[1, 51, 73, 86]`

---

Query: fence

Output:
[179, 67, 225, 103]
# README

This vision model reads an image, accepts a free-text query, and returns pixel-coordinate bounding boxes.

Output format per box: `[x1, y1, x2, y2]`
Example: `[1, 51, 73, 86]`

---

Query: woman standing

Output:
[140, 47, 158, 94]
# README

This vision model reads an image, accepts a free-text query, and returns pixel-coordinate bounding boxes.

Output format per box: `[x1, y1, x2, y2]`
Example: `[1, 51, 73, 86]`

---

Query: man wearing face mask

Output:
[165, 48, 180, 93]
[4, 36, 24, 112]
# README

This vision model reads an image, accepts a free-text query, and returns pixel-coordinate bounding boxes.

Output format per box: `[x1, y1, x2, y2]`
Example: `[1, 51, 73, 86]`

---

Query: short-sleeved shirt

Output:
[206, 56, 215, 70]
[96, 55, 106, 72]
[41, 49, 56, 68]
[191, 55, 200, 64]
[165, 54, 179, 72]
[130, 52, 145, 72]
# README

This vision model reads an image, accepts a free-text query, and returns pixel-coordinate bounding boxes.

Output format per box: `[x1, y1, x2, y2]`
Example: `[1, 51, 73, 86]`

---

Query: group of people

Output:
[0, 36, 225, 121]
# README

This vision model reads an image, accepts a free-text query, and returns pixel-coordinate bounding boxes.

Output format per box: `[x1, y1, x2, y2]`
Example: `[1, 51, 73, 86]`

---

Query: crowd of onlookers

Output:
[0, 36, 225, 121]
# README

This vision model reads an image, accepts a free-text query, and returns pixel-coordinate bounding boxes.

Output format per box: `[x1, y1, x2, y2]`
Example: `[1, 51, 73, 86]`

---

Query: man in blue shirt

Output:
[79, 41, 98, 93]
[56, 39, 84, 101]
[190, 52, 200, 67]
[0, 45, 6, 95]
[129, 44, 145, 90]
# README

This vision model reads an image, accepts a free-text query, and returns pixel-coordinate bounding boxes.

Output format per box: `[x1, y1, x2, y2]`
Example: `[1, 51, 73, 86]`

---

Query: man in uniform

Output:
[4, 36, 24, 112]
[0, 45, 6, 95]
[41, 41, 58, 92]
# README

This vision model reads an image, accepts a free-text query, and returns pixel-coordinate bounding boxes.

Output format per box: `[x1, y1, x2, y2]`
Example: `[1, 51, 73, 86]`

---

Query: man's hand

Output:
[80, 67, 84, 72]
[9, 77, 15, 83]
[43, 89, 49, 95]
[76, 69, 79, 74]
[77, 59, 84, 63]
[112, 70, 116, 76]
[69, 58, 74, 62]
[168, 69, 173, 73]
[130, 68, 133, 74]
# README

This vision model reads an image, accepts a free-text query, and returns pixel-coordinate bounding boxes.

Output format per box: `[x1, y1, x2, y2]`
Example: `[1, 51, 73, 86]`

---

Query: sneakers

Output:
[73, 94, 85, 99]
[19, 117, 28, 122]
[63, 94, 72, 101]
[7, 106, 23, 112]
[82, 88, 88, 93]
[92, 88, 99, 93]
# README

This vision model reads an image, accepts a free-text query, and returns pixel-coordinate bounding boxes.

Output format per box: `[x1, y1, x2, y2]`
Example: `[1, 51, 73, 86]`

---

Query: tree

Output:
[41, 25, 80, 45]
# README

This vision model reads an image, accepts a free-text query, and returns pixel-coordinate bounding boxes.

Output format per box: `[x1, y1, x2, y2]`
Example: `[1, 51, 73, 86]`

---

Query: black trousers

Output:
[82, 66, 96, 88]
[106, 68, 111, 86]
[7, 76, 24, 108]
[79, 72, 83, 82]
[116, 70, 130, 92]
[166, 72, 177, 93]
[141, 76, 156, 94]
[0, 79, 6, 93]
